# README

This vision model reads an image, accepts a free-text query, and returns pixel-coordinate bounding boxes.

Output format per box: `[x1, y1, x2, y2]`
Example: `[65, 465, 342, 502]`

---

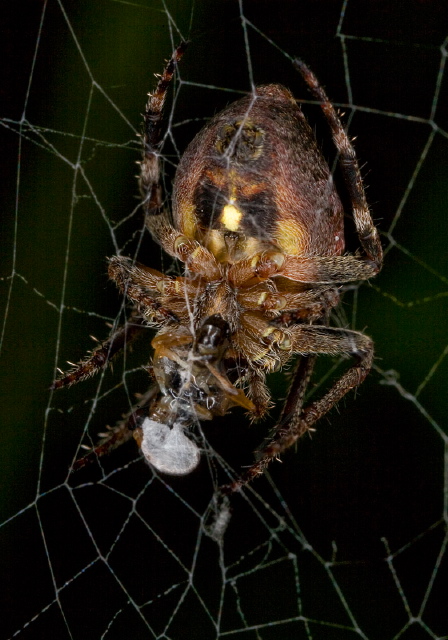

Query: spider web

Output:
[1, 0, 448, 638]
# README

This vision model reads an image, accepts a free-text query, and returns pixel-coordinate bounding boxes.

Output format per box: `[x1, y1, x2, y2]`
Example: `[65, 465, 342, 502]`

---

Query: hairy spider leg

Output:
[51, 317, 147, 390]
[225, 326, 372, 492]
[72, 386, 158, 470]
[52, 44, 188, 392]
[294, 59, 383, 270]
[140, 41, 189, 216]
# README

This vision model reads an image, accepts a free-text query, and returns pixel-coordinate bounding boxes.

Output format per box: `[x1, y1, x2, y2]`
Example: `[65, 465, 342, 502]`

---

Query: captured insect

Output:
[52, 43, 382, 491]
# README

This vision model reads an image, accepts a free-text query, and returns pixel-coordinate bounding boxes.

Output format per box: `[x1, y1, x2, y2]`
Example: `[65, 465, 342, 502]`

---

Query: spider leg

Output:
[51, 316, 148, 390]
[224, 325, 372, 492]
[270, 287, 340, 325]
[294, 59, 383, 270]
[72, 386, 158, 470]
[55, 43, 189, 391]
[144, 213, 223, 281]
[73, 412, 137, 471]
[108, 256, 182, 323]
[245, 368, 274, 420]
[280, 254, 380, 283]
[229, 252, 379, 292]
[139, 41, 188, 216]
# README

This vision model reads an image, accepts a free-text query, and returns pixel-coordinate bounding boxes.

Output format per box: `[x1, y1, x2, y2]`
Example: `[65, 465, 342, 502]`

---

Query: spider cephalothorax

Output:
[53, 43, 382, 491]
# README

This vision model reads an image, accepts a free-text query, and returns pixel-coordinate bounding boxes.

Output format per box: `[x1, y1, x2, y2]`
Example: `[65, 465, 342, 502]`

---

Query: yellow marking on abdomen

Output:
[220, 204, 243, 231]
[275, 219, 307, 255]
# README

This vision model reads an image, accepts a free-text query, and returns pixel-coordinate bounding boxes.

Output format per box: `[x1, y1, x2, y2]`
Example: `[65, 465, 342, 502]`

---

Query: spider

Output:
[52, 42, 382, 492]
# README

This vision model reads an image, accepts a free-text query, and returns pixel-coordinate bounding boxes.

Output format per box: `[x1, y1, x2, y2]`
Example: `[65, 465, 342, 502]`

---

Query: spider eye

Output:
[139, 418, 200, 475]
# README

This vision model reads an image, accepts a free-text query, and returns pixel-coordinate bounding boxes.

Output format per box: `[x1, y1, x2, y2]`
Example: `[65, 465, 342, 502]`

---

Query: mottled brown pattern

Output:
[53, 43, 382, 489]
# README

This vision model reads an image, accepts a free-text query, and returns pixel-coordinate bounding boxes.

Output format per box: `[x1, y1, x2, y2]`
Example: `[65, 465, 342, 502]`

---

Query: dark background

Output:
[1, 1, 447, 638]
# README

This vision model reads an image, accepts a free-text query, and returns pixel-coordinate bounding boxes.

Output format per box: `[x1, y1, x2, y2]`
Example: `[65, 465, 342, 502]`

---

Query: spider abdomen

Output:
[173, 84, 345, 263]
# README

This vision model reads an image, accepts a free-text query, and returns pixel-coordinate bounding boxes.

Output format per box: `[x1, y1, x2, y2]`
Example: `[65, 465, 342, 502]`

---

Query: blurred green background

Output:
[1, 1, 447, 638]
